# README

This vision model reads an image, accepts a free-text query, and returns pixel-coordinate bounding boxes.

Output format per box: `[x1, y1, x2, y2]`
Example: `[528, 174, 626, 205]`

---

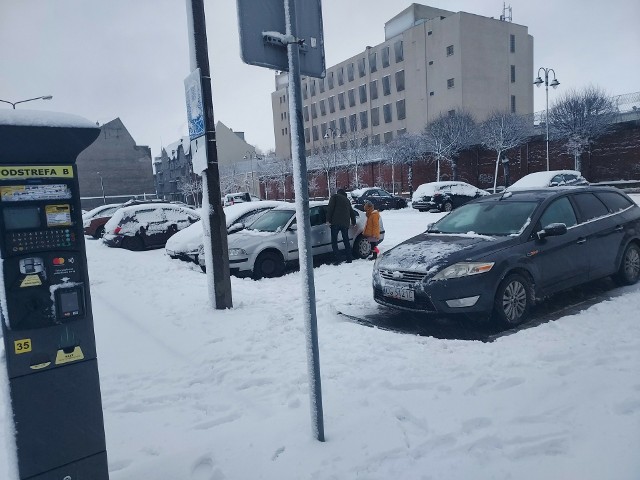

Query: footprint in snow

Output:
[191, 455, 225, 480]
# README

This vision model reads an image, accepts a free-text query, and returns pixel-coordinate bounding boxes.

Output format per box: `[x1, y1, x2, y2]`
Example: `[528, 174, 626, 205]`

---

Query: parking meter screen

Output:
[3, 206, 41, 230]
[59, 290, 82, 317]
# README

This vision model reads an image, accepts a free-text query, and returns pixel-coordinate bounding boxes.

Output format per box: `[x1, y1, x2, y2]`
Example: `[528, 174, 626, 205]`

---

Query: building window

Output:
[370, 80, 378, 100]
[319, 99, 326, 116]
[349, 114, 357, 132]
[372, 134, 381, 145]
[429, 91, 434, 96]
[359, 84, 367, 103]
[321, 123, 327, 137]
[303, 105, 309, 122]
[428, 60, 434, 65]
[371, 107, 380, 126]
[446, 45, 454, 56]
[347, 89, 355, 107]
[384, 131, 393, 143]
[329, 119, 336, 131]
[319, 79, 325, 93]
[311, 103, 317, 119]
[448, 109, 456, 116]
[369, 51, 377, 73]
[284, 111, 287, 119]
[382, 75, 391, 96]
[395, 70, 405, 92]
[511, 95, 516, 113]
[305, 128, 310, 143]
[328, 96, 335, 113]
[312, 125, 319, 141]
[357, 57, 366, 78]
[394, 40, 403, 62]
[447, 78, 455, 89]
[382, 46, 390, 68]
[397, 128, 407, 136]
[360, 136, 369, 147]
[347, 63, 355, 82]
[510, 34, 515, 53]
[396, 99, 406, 120]
[339, 117, 347, 134]
[328, 71, 334, 89]
[510, 65, 516, 83]
[310, 80, 316, 96]
[360, 111, 368, 129]
[303, 83, 308, 100]
[427, 31, 432, 36]
[338, 92, 345, 110]
[383, 103, 392, 123]
[338, 67, 344, 86]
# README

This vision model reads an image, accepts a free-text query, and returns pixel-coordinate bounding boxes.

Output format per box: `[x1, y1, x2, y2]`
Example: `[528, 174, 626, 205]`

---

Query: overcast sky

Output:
[1, 0, 638, 158]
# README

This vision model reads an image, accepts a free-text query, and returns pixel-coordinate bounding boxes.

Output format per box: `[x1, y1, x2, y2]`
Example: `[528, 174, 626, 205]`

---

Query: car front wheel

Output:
[93, 225, 105, 239]
[443, 201, 453, 212]
[613, 243, 640, 286]
[352, 235, 372, 259]
[493, 273, 531, 326]
[253, 251, 285, 279]
[122, 235, 145, 251]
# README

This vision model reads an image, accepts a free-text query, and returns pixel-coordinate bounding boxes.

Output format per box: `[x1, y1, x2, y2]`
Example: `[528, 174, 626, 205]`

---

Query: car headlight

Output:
[432, 262, 494, 280]
[228, 248, 248, 257]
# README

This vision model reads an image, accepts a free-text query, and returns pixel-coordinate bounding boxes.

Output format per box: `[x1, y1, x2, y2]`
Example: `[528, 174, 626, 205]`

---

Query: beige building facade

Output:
[271, 4, 533, 159]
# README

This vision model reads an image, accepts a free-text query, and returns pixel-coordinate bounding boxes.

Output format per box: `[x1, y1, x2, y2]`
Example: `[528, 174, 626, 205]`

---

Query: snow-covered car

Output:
[507, 170, 588, 191]
[82, 203, 122, 238]
[165, 201, 288, 264]
[349, 187, 408, 211]
[412, 181, 488, 212]
[222, 192, 260, 206]
[103, 203, 199, 251]
[199, 201, 385, 278]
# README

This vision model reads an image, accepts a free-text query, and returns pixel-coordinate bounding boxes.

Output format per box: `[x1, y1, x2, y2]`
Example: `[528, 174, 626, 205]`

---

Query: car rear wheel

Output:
[353, 235, 372, 259]
[93, 225, 105, 239]
[493, 274, 531, 326]
[613, 243, 640, 286]
[253, 251, 284, 279]
[443, 201, 453, 212]
[122, 235, 145, 251]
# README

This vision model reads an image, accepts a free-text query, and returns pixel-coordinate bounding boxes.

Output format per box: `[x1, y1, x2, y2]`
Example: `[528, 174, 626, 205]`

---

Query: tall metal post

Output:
[534, 67, 559, 171]
[186, 0, 233, 309]
[285, 0, 325, 442]
[98, 172, 106, 204]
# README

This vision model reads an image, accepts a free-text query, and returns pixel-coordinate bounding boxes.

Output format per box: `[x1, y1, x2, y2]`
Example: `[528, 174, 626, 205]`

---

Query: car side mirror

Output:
[536, 222, 567, 240]
[289, 223, 298, 231]
[228, 222, 244, 234]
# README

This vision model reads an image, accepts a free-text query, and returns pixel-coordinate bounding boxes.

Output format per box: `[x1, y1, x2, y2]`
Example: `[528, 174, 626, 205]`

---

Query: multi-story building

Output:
[271, 3, 533, 159]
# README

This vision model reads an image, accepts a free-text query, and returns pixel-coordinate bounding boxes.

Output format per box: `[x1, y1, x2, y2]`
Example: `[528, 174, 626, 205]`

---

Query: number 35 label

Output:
[14, 339, 32, 354]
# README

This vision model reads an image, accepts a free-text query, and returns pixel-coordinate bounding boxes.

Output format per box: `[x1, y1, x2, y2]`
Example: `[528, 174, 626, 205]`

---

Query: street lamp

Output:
[323, 128, 341, 194]
[97, 172, 106, 205]
[534, 68, 560, 171]
[0, 95, 53, 109]
[242, 151, 262, 197]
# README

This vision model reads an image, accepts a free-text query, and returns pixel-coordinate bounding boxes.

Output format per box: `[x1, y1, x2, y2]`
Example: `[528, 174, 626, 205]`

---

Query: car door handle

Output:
[614, 225, 624, 232]
[576, 237, 587, 244]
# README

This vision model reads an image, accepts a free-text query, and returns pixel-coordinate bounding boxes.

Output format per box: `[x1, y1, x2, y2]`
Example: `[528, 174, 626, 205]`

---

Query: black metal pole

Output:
[186, 0, 233, 309]
[285, 0, 325, 442]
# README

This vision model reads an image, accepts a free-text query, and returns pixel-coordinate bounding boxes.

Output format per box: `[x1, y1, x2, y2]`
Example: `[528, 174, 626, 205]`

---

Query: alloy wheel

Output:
[502, 280, 527, 323]
[624, 246, 640, 280]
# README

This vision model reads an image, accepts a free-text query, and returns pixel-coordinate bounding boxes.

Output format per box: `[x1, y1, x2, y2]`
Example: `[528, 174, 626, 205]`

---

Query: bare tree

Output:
[342, 131, 371, 189]
[310, 145, 339, 196]
[549, 86, 617, 173]
[423, 110, 477, 181]
[177, 175, 202, 207]
[384, 133, 427, 196]
[480, 111, 532, 191]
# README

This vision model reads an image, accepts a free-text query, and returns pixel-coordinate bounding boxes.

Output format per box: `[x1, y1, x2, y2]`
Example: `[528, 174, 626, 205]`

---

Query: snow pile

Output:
[0, 109, 96, 129]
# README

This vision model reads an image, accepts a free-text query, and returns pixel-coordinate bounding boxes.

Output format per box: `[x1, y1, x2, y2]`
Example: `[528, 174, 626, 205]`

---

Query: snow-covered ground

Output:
[2, 199, 640, 479]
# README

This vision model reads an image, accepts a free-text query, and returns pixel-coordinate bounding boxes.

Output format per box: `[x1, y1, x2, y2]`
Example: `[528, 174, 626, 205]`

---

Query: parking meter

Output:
[0, 111, 109, 479]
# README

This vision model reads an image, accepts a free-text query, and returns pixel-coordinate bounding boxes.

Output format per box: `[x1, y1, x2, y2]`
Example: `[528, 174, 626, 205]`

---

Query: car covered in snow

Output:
[374, 186, 640, 325]
[222, 192, 260, 206]
[199, 201, 385, 278]
[165, 201, 288, 264]
[507, 170, 588, 191]
[349, 187, 408, 211]
[412, 181, 488, 212]
[82, 203, 122, 238]
[103, 203, 199, 250]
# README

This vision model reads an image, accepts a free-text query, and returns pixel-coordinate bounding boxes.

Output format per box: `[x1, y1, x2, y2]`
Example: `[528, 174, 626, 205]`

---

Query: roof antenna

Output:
[500, 2, 512, 22]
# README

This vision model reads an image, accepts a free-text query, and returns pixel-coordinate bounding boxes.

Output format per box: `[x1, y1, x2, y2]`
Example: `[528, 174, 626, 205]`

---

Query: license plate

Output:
[382, 282, 415, 301]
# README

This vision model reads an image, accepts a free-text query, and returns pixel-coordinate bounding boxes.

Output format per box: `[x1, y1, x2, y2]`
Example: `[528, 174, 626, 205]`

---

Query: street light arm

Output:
[0, 99, 15, 108]
[12, 96, 53, 107]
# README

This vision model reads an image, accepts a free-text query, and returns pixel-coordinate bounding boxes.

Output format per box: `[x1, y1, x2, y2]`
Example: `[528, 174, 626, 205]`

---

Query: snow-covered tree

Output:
[310, 145, 339, 196]
[177, 175, 202, 207]
[549, 86, 617, 173]
[480, 111, 532, 192]
[384, 133, 427, 195]
[423, 110, 477, 181]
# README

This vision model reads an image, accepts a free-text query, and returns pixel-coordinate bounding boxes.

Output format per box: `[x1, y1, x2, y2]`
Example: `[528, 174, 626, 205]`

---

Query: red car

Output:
[82, 203, 122, 238]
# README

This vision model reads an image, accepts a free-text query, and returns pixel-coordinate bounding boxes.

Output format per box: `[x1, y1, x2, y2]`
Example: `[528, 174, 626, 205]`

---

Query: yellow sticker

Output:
[0, 166, 74, 180]
[20, 275, 43, 287]
[14, 339, 32, 354]
[45, 204, 72, 226]
[30, 362, 51, 370]
[55, 346, 84, 365]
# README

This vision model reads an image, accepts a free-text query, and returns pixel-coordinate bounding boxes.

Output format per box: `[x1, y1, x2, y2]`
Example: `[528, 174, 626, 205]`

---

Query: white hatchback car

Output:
[199, 201, 384, 278]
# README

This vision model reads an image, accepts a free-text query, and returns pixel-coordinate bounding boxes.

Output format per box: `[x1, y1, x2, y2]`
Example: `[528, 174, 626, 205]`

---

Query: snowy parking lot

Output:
[2, 199, 640, 479]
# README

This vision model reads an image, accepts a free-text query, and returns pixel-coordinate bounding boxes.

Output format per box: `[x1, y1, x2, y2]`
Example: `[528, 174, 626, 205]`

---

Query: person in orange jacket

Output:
[362, 201, 381, 260]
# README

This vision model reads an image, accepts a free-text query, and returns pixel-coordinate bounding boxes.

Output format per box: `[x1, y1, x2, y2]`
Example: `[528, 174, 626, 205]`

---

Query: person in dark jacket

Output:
[326, 188, 356, 264]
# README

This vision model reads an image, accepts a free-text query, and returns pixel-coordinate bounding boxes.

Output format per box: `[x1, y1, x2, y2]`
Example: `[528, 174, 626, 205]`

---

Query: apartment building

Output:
[271, 3, 533, 159]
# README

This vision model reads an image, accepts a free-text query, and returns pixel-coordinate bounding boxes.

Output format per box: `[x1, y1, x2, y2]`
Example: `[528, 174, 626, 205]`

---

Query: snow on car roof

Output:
[412, 181, 479, 200]
[508, 170, 584, 190]
[349, 187, 375, 197]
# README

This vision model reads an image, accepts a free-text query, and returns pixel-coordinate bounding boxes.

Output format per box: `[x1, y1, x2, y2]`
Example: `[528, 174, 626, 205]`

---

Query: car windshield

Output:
[246, 209, 294, 232]
[432, 201, 539, 236]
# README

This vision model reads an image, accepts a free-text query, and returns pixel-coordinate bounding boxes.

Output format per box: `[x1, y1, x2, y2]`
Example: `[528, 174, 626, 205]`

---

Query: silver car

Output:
[199, 201, 384, 278]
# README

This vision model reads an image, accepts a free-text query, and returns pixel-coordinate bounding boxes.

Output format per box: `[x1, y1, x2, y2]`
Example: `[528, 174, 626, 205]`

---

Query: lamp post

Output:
[0, 95, 53, 109]
[323, 128, 340, 194]
[533, 68, 560, 171]
[243, 151, 262, 197]
[97, 172, 106, 205]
